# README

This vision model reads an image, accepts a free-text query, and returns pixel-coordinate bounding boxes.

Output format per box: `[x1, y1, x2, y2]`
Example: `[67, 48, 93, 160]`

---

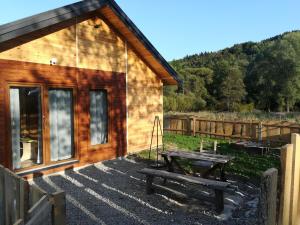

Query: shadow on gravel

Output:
[32, 158, 259, 225]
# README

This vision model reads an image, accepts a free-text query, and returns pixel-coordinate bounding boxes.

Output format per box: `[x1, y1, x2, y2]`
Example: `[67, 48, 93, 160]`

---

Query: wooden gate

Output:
[0, 165, 65, 225]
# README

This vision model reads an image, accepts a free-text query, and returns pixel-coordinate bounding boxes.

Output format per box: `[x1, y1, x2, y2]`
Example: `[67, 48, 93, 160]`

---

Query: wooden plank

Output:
[27, 195, 48, 219]
[27, 196, 51, 225]
[139, 168, 234, 191]
[12, 219, 24, 225]
[30, 184, 47, 207]
[278, 144, 293, 225]
[291, 133, 300, 225]
[258, 168, 278, 225]
[162, 150, 234, 164]
[19, 178, 29, 222]
[5, 168, 18, 225]
[50, 191, 66, 225]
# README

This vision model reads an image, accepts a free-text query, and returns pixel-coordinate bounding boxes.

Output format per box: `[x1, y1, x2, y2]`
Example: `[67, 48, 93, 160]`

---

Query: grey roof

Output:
[0, 0, 180, 85]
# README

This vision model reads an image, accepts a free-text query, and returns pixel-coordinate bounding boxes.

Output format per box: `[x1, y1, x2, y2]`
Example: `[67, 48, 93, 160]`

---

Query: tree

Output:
[166, 31, 300, 113]
[220, 67, 246, 111]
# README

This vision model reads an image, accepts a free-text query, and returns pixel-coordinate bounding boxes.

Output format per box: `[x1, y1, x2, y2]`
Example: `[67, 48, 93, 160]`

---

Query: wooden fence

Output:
[279, 133, 300, 225]
[164, 115, 300, 146]
[0, 165, 66, 225]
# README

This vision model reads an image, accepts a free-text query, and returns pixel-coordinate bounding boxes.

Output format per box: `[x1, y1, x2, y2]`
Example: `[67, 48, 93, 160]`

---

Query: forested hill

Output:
[165, 30, 300, 113]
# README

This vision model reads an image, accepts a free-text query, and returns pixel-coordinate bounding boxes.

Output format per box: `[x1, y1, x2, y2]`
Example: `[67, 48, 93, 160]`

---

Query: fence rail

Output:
[0, 165, 66, 225]
[164, 115, 300, 146]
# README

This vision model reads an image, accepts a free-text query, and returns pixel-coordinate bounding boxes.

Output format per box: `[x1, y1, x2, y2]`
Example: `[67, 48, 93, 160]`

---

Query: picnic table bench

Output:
[160, 150, 235, 181]
[139, 168, 236, 213]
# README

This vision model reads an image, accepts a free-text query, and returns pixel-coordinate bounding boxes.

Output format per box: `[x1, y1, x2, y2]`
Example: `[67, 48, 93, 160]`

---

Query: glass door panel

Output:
[48, 89, 74, 161]
[10, 87, 43, 169]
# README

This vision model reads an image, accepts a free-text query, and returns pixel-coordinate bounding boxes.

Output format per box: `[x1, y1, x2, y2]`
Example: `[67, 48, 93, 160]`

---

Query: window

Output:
[48, 89, 74, 161]
[90, 90, 108, 145]
[9, 87, 43, 169]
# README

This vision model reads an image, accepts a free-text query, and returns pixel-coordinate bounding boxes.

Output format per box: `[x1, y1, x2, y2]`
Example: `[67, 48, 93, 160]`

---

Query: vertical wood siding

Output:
[127, 48, 163, 153]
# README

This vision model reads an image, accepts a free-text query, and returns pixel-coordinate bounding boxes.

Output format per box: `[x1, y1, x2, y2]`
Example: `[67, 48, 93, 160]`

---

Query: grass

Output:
[137, 133, 281, 181]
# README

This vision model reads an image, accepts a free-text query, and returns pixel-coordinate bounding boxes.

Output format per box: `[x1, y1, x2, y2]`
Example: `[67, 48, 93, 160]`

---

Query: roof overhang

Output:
[0, 0, 181, 85]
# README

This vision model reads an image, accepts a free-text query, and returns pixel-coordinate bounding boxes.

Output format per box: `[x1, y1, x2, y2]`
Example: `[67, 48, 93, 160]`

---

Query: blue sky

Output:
[0, 0, 299, 60]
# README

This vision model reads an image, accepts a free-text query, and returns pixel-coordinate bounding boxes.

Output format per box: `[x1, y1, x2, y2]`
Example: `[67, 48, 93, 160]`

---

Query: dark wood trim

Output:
[0, 59, 127, 175]
[16, 159, 79, 176]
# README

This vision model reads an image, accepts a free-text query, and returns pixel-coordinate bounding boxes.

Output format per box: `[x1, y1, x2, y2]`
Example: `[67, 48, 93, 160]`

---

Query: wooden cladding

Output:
[0, 13, 168, 157]
[0, 16, 126, 73]
[0, 59, 127, 172]
[127, 48, 163, 153]
[100, 6, 177, 85]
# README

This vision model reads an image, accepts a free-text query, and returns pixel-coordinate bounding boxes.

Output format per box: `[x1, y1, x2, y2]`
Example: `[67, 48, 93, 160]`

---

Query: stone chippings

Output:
[32, 157, 260, 225]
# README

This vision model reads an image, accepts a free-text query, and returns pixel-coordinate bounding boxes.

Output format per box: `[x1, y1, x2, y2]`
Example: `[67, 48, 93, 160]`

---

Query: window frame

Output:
[88, 87, 112, 150]
[47, 87, 77, 163]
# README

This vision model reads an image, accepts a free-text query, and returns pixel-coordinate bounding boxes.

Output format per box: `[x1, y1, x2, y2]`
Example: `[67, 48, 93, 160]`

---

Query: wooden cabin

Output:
[0, 0, 179, 177]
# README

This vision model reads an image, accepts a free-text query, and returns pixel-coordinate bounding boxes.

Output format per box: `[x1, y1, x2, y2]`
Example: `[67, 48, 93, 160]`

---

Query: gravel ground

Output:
[32, 157, 260, 225]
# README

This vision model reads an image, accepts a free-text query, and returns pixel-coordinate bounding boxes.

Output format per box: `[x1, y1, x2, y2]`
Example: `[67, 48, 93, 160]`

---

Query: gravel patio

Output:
[32, 157, 260, 225]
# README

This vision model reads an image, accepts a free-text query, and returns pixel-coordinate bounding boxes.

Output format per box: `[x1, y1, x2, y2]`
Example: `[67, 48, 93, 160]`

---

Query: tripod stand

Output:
[148, 116, 164, 168]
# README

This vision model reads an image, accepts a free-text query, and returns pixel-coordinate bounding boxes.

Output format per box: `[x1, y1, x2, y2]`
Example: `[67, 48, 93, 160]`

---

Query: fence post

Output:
[213, 141, 217, 153]
[0, 165, 5, 225]
[186, 116, 191, 136]
[259, 168, 278, 225]
[192, 117, 196, 137]
[50, 191, 66, 225]
[290, 133, 300, 225]
[199, 139, 203, 152]
[258, 122, 263, 143]
[279, 144, 294, 225]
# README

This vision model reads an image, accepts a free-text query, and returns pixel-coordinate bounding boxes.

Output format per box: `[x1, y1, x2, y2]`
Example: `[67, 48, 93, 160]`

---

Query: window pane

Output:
[90, 90, 108, 145]
[10, 87, 43, 169]
[49, 89, 74, 161]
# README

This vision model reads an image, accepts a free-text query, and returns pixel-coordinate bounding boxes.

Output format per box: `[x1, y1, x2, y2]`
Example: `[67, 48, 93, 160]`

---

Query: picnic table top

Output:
[161, 150, 235, 164]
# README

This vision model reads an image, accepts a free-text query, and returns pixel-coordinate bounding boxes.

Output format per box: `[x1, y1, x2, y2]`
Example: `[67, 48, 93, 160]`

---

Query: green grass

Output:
[137, 133, 281, 181]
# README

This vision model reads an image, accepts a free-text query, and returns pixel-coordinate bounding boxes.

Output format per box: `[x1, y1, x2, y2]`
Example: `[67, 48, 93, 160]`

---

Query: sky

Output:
[0, 0, 299, 61]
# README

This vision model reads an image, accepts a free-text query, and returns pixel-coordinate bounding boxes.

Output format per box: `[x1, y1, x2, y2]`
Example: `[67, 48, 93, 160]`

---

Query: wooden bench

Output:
[139, 168, 236, 213]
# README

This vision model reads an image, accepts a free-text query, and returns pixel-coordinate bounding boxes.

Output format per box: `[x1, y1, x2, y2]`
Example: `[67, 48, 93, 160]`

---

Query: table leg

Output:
[171, 157, 189, 175]
[220, 165, 226, 182]
[162, 155, 174, 172]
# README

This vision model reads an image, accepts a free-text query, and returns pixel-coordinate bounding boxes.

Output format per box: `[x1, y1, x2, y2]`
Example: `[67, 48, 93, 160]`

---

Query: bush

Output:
[238, 103, 255, 112]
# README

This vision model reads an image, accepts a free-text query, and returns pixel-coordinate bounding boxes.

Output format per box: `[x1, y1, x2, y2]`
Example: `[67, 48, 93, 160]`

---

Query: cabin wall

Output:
[0, 17, 126, 73]
[127, 48, 163, 153]
[0, 16, 164, 168]
[0, 60, 126, 170]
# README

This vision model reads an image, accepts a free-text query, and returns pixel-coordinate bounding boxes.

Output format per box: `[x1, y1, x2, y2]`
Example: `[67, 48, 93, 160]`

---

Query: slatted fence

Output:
[164, 115, 300, 146]
[0, 165, 66, 225]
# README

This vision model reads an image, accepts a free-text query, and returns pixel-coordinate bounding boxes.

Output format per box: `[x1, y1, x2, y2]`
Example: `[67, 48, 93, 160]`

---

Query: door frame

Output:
[6, 82, 46, 172]
[5, 82, 79, 172]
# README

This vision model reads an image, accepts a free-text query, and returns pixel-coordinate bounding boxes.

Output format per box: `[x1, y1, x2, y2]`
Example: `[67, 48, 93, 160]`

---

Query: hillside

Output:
[165, 30, 300, 112]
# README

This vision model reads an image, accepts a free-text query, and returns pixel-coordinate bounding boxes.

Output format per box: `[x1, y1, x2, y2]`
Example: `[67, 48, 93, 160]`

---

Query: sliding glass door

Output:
[48, 89, 74, 162]
[9, 87, 43, 169]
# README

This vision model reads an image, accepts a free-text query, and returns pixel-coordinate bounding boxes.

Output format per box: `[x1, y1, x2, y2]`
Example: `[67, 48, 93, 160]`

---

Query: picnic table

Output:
[160, 150, 235, 181]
